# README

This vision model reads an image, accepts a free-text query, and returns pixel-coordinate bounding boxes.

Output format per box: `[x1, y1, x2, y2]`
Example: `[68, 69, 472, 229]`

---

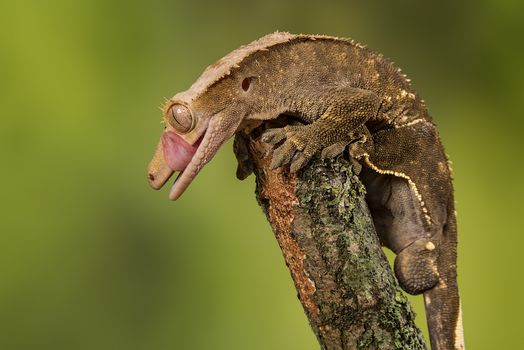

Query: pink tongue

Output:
[162, 131, 198, 172]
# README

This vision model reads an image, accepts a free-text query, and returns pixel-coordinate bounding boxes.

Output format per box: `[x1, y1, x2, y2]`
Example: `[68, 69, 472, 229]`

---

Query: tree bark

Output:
[244, 129, 427, 350]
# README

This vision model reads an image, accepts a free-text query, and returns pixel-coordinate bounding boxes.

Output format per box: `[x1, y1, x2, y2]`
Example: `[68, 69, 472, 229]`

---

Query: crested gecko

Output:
[147, 32, 464, 350]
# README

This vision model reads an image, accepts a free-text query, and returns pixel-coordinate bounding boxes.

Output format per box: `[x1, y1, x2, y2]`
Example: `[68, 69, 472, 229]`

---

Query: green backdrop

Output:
[1, 1, 523, 349]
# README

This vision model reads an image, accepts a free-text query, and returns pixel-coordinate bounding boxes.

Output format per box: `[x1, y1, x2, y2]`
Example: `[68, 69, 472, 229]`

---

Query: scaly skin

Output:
[147, 32, 464, 350]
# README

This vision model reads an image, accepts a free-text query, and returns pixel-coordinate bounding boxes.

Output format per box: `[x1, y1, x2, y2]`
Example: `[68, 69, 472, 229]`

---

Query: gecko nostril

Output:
[148, 173, 155, 181]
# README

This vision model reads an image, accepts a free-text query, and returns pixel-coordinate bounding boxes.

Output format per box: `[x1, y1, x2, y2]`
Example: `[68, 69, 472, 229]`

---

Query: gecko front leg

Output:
[261, 87, 380, 172]
[233, 131, 255, 180]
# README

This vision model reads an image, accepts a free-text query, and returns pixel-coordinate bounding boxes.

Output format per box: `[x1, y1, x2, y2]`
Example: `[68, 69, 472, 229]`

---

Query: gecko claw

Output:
[290, 152, 310, 173]
[264, 125, 321, 172]
[321, 140, 349, 160]
[261, 128, 287, 144]
[270, 141, 297, 169]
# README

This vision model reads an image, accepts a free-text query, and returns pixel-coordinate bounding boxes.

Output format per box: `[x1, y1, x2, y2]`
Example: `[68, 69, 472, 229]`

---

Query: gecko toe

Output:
[290, 151, 312, 173]
[236, 162, 253, 180]
[261, 128, 287, 145]
[291, 143, 317, 172]
[264, 125, 319, 171]
[321, 140, 349, 160]
[270, 141, 297, 169]
[233, 132, 254, 180]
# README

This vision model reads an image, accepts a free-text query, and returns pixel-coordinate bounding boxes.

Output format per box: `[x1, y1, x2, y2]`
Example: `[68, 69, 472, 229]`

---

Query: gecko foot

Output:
[233, 131, 255, 180]
[321, 140, 350, 160]
[262, 124, 371, 173]
[262, 125, 321, 172]
[394, 238, 440, 295]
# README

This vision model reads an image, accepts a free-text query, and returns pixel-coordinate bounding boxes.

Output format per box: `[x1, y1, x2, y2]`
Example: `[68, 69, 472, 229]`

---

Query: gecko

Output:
[146, 32, 464, 350]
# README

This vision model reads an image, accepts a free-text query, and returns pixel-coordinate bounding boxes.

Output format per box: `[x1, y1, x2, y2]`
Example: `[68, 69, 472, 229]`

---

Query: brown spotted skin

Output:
[149, 32, 463, 349]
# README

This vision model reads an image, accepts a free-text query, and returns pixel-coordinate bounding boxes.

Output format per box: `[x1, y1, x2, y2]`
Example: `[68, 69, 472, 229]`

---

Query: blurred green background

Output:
[1, 0, 523, 349]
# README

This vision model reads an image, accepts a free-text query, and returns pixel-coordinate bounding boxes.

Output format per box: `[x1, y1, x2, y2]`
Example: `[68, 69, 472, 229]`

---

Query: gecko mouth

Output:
[148, 116, 226, 201]
[147, 130, 204, 192]
[162, 130, 205, 199]
[162, 131, 203, 174]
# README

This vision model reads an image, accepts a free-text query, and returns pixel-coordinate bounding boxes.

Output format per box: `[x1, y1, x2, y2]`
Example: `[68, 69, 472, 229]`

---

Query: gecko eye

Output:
[241, 77, 251, 91]
[166, 104, 194, 134]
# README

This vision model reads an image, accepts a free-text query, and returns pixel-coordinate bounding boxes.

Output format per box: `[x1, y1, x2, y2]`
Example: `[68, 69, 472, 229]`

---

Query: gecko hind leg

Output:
[355, 119, 463, 350]
[357, 165, 441, 295]
[394, 237, 440, 295]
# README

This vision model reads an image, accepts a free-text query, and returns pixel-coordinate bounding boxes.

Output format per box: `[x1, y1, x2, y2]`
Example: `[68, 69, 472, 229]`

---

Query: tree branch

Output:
[245, 126, 427, 350]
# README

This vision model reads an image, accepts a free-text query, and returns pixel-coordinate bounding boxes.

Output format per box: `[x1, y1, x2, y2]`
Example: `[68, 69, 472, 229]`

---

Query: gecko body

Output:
[147, 32, 464, 350]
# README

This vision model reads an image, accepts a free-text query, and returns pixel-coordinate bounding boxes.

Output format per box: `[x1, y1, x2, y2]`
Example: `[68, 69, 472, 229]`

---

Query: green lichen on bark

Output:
[252, 150, 427, 350]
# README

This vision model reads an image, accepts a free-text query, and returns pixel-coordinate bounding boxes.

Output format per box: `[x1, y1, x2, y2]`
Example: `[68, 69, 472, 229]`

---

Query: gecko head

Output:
[146, 32, 295, 200]
[147, 72, 261, 200]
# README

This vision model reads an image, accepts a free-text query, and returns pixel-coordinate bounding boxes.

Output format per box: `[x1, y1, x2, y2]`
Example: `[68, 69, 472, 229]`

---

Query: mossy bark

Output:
[246, 133, 427, 350]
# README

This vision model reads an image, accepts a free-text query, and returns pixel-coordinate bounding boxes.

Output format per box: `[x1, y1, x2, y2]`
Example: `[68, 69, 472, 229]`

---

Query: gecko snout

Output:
[147, 138, 175, 190]
[147, 165, 174, 190]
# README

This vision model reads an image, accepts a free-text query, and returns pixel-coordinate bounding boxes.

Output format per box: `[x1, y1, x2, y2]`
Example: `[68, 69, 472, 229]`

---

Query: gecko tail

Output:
[424, 282, 464, 350]
[423, 210, 464, 350]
